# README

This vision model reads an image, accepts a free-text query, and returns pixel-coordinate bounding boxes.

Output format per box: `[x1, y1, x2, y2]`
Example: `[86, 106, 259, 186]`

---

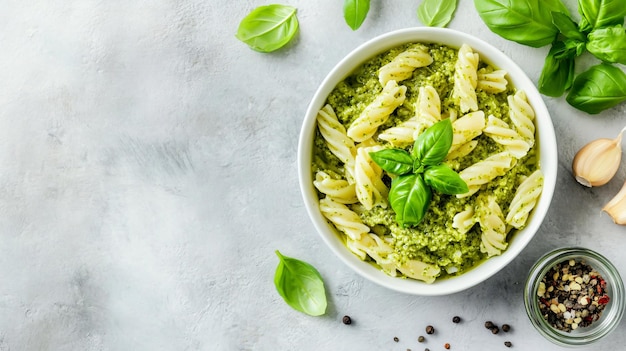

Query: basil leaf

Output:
[578, 0, 626, 30]
[235, 5, 299, 53]
[412, 119, 453, 168]
[566, 63, 626, 114]
[474, 0, 569, 47]
[551, 11, 586, 42]
[344, 0, 370, 31]
[389, 174, 432, 227]
[417, 0, 458, 28]
[539, 41, 576, 97]
[369, 149, 414, 175]
[424, 164, 469, 195]
[274, 250, 327, 316]
[587, 26, 626, 64]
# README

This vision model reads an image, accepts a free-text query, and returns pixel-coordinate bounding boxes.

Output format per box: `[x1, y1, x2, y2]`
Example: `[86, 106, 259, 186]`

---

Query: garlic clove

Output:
[603, 180, 626, 225]
[572, 130, 624, 187]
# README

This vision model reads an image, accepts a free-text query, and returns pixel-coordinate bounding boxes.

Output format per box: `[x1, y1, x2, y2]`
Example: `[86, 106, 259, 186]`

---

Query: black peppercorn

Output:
[484, 321, 494, 329]
[426, 325, 435, 334]
[394, 337, 399, 342]
[502, 324, 510, 332]
[342, 315, 352, 325]
[491, 326, 499, 334]
[452, 316, 461, 323]
[504, 341, 512, 347]
[418, 336, 425, 342]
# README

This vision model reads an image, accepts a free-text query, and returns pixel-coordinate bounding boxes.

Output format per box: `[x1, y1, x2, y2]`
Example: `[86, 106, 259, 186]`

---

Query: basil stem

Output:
[417, 0, 458, 28]
[274, 250, 327, 316]
[343, 0, 370, 31]
[412, 119, 453, 167]
[424, 164, 469, 195]
[389, 174, 432, 227]
[369, 149, 414, 175]
[235, 4, 299, 53]
[566, 63, 626, 114]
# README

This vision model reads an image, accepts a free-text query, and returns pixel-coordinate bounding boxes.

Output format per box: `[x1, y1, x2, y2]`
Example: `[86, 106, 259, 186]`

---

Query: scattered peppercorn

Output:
[502, 324, 510, 332]
[537, 258, 610, 332]
[424, 349, 430, 351]
[491, 326, 499, 334]
[393, 337, 399, 342]
[342, 315, 352, 325]
[504, 341, 512, 347]
[484, 321, 494, 329]
[452, 316, 461, 323]
[418, 336, 425, 342]
[426, 325, 435, 334]
[444, 343, 450, 349]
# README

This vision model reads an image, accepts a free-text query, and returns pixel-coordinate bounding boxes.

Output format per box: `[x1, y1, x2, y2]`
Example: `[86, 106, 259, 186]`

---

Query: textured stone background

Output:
[1, 1, 626, 350]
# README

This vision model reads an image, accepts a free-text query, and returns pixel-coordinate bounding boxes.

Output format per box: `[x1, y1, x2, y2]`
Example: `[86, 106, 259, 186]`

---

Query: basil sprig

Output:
[236, 4, 299, 53]
[476, 0, 626, 114]
[417, 0, 458, 28]
[274, 250, 327, 316]
[370, 119, 468, 227]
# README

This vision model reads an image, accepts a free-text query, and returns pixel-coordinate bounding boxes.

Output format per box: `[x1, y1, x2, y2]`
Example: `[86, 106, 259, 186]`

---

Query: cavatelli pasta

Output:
[378, 44, 433, 86]
[506, 170, 544, 229]
[347, 80, 407, 142]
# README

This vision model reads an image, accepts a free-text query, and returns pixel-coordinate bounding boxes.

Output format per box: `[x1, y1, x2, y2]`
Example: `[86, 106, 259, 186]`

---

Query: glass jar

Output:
[524, 247, 625, 347]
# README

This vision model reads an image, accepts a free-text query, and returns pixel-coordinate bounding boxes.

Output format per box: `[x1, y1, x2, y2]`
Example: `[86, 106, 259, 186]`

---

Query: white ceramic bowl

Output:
[298, 27, 558, 296]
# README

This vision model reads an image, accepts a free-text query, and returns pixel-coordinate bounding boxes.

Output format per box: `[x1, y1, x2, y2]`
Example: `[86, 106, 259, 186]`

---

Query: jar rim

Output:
[524, 247, 625, 347]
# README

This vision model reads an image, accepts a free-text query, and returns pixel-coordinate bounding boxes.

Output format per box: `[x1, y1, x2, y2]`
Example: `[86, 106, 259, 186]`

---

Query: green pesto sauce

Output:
[313, 43, 539, 279]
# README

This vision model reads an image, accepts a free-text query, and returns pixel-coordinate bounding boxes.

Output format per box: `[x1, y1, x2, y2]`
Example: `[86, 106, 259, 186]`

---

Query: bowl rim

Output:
[297, 27, 558, 296]
[523, 247, 625, 346]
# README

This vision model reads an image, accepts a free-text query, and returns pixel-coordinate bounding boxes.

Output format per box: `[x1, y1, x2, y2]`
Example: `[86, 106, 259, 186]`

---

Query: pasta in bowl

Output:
[298, 28, 557, 295]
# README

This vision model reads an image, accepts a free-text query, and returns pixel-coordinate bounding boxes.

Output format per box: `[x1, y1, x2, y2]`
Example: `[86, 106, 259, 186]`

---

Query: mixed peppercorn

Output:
[537, 259, 610, 332]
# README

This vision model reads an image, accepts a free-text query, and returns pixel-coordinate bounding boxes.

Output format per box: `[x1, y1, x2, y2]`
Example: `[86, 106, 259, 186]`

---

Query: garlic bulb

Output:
[603, 180, 626, 225]
[572, 129, 624, 187]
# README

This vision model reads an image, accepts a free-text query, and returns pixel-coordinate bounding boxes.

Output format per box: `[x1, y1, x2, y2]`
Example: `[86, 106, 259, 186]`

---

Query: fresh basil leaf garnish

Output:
[424, 164, 469, 195]
[235, 4, 299, 53]
[389, 174, 432, 227]
[474, 0, 569, 48]
[412, 119, 453, 167]
[417, 0, 458, 28]
[369, 149, 414, 175]
[551, 11, 586, 42]
[586, 26, 626, 65]
[566, 63, 626, 114]
[577, 0, 626, 30]
[538, 41, 576, 97]
[274, 250, 327, 316]
[343, 0, 371, 30]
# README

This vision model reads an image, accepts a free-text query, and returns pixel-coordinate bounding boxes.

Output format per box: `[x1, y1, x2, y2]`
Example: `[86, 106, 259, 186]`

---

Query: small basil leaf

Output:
[474, 0, 569, 47]
[369, 149, 414, 175]
[274, 250, 327, 316]
[566, 63, 626, 114]
[587, 26, 626, 64]
[578, 0, 626, 30]
[417, 0, 458, 28]
[389, 174, 432, 227]
[539, 41, 576, 97]
[412, 119, 453, 167]
[551, 11, 586, 41]
[235, 4, 299, 53]
[424, 164, 469, 195]
[344, 0, 370, 30]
